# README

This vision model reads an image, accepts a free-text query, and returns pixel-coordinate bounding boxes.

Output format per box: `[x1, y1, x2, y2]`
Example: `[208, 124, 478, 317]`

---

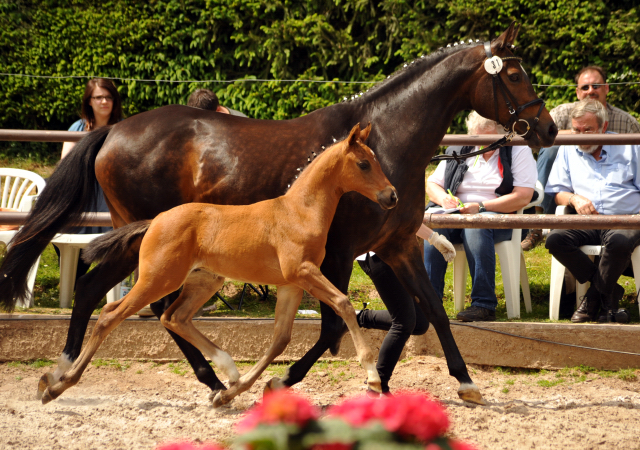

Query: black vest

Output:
[426, 145, 514, 209]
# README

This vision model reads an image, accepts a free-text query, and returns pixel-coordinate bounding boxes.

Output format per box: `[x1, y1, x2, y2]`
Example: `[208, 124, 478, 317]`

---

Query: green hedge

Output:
[1, 0, 638, 160]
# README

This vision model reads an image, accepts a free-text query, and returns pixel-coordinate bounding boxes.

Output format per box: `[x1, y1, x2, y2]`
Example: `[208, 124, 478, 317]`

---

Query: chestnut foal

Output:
[40, 123, 398, 406]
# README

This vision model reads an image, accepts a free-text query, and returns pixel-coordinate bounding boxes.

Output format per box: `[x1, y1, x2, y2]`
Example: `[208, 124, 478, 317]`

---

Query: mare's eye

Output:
[508, 73, 520, 82]
[357, 160, 371, 171]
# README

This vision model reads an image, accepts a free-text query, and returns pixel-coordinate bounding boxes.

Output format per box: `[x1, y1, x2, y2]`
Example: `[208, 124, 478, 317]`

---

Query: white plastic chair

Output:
[452, 181, 544, 319]
[548, 205, 640, 320]
[50, 233, 121, 308]
[0, 168, 47, 308]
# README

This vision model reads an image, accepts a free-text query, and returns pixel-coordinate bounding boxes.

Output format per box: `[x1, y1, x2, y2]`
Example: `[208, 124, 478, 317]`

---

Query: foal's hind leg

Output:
[160, 271, 240, 393]
[37, 255, 138, 399]
[41, 280, 169, 404]
[150, 291, 228, 394]
[210, 284, 303, 407]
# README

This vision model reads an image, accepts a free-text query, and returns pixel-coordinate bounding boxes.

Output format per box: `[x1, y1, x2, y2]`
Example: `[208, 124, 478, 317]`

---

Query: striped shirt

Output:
[549, 102, 640, 133]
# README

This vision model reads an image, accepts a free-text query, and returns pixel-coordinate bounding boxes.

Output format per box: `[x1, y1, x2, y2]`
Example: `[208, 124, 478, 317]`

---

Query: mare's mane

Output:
[284, 40, 487, 191]
[346, 41, 483, 103]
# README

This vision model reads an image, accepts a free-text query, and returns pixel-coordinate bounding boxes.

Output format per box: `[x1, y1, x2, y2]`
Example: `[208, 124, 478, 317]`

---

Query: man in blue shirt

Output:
[545, 99, 640, 324]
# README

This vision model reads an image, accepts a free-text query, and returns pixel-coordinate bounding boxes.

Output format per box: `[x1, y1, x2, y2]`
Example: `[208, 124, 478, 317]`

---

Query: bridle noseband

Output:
[431, 41, 546, 164]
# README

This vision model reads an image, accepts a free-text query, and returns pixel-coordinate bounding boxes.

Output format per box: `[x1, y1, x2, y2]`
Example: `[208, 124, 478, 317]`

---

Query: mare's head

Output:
[338, 123, 398, 210]
[467, 22, 557, 149]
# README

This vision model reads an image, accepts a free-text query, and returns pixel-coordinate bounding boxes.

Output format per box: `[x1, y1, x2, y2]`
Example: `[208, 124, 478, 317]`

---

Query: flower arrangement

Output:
[157, 390, 479, 450]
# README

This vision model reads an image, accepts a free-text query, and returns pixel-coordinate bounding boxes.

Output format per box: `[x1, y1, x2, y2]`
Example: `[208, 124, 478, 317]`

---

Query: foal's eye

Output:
[357, 160, 371, 171]
[508, 73, 520, 82]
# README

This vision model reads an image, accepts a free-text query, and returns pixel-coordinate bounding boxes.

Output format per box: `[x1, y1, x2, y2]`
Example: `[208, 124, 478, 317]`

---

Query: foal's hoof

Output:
[208, 389, 223, 404]
[367, 380, 382, 394]
[264, 377, 286, 395]
[36, 372, 55, 400]
[458, 386, 486, 405]
[211, 392, 229, 409]
[41, 388, 57, 405]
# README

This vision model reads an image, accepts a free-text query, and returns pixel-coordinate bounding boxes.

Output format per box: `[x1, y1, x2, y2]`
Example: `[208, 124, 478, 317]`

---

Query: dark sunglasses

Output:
[578, 84, 603, 91]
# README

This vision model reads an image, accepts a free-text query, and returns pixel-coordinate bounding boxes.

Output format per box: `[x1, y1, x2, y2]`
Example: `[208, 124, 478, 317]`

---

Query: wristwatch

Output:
[478, 202, 487, 213]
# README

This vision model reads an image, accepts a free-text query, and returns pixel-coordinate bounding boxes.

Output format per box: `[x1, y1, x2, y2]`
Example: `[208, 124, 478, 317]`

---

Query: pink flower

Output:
[310, 444, 354, 450]
[236, 390, 320, 433]
[448, 440, 481, 450]
[155, 441, 225, 450]
[327, 392, 450, 442]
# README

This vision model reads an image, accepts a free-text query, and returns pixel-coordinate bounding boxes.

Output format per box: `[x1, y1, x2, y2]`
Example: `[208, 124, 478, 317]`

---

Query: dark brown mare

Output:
[0, 23, 556, 405]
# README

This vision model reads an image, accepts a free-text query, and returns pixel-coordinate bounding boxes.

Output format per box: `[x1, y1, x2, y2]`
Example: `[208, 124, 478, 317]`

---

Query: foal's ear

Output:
[493, 21, 519, 50]
[347, 123, 362, 145]
[359, 122, 372, 142]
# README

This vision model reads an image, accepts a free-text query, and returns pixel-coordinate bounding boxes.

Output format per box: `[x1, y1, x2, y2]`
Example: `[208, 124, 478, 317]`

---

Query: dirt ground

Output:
[1, 356, 639, 450]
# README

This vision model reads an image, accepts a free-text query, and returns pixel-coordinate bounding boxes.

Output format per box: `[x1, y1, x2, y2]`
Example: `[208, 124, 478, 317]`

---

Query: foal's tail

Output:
[82, 221, 151, 265]
[0, 126, 112, 312]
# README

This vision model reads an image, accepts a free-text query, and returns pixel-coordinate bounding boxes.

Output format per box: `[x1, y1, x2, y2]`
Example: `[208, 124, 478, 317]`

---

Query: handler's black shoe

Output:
[456, 305, 496, 322]
[571, 285, 601, 323]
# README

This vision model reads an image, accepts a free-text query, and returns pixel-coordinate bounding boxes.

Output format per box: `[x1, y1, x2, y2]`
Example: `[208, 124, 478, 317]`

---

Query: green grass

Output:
[91, 359, 130, 371]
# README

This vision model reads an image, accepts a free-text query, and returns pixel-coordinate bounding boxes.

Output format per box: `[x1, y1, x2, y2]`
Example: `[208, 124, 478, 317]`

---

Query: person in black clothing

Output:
[355, 224, 455, 395]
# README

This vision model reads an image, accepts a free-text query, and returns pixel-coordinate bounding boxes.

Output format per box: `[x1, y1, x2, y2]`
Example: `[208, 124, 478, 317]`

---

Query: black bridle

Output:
[431, 41, 546, 164]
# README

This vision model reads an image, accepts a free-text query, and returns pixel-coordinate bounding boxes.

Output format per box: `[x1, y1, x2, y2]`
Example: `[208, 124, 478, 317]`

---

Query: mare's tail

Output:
[0, 126, 112, 311]
[82, 221, 151, 265]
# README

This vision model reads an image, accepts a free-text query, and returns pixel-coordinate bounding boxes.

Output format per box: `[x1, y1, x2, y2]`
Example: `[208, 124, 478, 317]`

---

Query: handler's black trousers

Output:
[545, 228, 640, 293]
[357, 253, 429, 393]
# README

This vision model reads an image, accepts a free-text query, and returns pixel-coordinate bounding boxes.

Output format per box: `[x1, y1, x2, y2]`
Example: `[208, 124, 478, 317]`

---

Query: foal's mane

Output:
[287, 137, 349, 191]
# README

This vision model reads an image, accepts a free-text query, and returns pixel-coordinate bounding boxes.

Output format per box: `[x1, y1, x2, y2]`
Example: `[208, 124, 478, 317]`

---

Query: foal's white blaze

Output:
[53, 354, 74, 382]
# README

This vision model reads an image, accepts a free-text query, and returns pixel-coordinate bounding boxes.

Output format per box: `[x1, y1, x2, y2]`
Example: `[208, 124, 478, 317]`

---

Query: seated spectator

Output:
[186, 89, 247, 117]
[524, 65, 640, 251]
[424, 111, 536, 322]
[545, 99, 640, 324]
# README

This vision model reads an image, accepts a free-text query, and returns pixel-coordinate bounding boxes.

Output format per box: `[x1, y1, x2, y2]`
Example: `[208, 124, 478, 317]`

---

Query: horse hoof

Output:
[208, 389, 223, 403]
[41, 388, 56, 405]
[458, 386, 486, 405]
[264, 377, 286, 395]
[36, 373, 55, 400]
[211, 392, 227, 408]
[367, 380, 382, 394]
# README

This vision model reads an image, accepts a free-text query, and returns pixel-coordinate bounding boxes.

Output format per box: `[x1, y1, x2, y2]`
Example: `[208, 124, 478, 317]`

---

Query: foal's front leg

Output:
[285, 261, 382, 393]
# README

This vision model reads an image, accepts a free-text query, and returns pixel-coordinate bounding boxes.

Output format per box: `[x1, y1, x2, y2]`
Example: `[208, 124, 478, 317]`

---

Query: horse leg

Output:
[159, 271, 240, 400]
[149, 291, 227, 393]
[284, 261, 381, 393]
[213, 284, 303, 407]
[377, 240, 485, 405]
[280, 252, 353, 387]
[37, 255, 138, 399]
[41, 280, 167, 404]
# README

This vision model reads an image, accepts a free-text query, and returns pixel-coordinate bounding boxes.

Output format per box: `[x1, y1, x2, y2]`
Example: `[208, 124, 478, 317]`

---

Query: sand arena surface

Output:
[1, 356, 640, 449]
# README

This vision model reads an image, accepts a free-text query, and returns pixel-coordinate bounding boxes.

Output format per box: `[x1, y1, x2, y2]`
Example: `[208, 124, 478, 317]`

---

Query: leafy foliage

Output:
[1, 0, 639, 159]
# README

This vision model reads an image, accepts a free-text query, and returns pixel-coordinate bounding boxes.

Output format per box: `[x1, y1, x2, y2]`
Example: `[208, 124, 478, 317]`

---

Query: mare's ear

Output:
[347, 123, 362, 145]
[493, 21, 519, 50]
[359, 122, 372, 142]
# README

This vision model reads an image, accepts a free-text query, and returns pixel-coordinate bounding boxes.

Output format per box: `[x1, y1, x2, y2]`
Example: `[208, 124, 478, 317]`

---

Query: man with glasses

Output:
[522, 66, 640, 251]
[544, 99, 640, 324]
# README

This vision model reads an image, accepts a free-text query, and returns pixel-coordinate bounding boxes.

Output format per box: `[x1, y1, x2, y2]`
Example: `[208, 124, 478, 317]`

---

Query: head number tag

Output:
[484, 56, 503, 75]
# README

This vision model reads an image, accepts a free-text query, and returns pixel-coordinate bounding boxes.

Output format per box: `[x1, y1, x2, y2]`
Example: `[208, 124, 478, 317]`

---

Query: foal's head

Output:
[338, 123, 398, 210]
